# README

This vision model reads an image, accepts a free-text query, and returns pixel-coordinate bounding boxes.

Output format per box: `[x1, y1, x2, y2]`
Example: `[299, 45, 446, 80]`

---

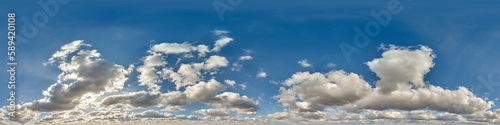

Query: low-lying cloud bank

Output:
[1, 33, 499, 124]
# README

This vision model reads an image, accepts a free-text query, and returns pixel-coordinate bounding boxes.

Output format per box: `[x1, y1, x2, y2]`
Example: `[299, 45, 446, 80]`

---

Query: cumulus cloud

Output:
[367, 45, 435, 94]
[195, 108, 230, 117]
[138, 30, 233, 91]
[46, 40, 90, 65]
[137, 53, 166, 91]
[28, 41, 131, 112]
[275, 44, 495, 123]
[1, 41, 133, 124]
[4, 104, 39, 124]
[298, 59, 312, 68]
[36, 110, 84, 124]
[216, 92, 259, 114]
[183, 79, 259, 114]
[133, 110, 173, 118]
[257, 69, 267, 78]
[345, 85, 493, 114]
[100, 91, 189, 109]
[161, 55, 229, 90]
[224, 79, 236, 87]
[185, 79, 227, 103]
[276, 70, 372, 112]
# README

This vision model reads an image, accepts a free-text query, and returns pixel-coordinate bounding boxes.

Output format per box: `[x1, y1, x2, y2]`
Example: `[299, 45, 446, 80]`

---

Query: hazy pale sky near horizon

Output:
[1, 0, 500, 124]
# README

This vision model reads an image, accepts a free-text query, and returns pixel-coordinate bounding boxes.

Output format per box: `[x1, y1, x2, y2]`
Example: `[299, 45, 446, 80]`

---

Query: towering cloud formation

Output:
[367, 45, 435, 94]
[27, 45, 132, 112]
[2, 40, 132, 124]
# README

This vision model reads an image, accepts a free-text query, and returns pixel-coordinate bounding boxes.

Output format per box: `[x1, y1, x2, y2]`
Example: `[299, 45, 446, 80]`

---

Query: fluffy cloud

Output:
[28, 41, 131, 112]
[275, 44, 495, 123]
[257, 69, 267, 78]
[365, 110, 466, 121]
[345, 85, 493, 114]
[46, 40, 90, 65]
[216, 92, 259, 114]
[224, 79, 236, 87]
[212, 35, 234, 52]
[100, 91, 190, 109]
[151, 43, 209, 57]
[276, 70, 371, 112]
[138, 30, 233, 91]
[182, 79, 258, 114]
[185, 79, 227, 103]
[133, 110, 174, 118]
[36, 110, 84, 124]
[367, 45, 435, 94]
[161, 55, 229, 90]
[137, 53, 167, 91]
[4, 104, 39, 124]
[298, 59, 312, 68]
[1, 41, 132, 124]
[195, 108, 230, 117]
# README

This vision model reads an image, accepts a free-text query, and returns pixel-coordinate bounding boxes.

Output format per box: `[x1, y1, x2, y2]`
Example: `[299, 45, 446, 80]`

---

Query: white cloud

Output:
[137, 53, 166, 91]
[298, 59, 312, 68]
[184, 79, 227, 103]
[162, 106, 186, 112]
[195, 108, 230, 117]
[239, 84, 247, 90]
[212, 30, 229, 36]
[183, 79, 259, 114]
[224, 79, 236, 87]
[366, 45, 435, 94]
[216, 92, 259, 114]
[100, 91, 190, 109]
[27, 41, 131, 112]
[205, 55, 229, 69]
[150, 42, 194, 55]
[133, 110, 173, 118]
[238, 56, 253, 61]
[36, 111, 66, 124]
[46, 40, 90, 65]
[161, 55, 229, 90]
[273, 44, 494, 123]
[257, 69, 267, 78]
[326, 63, 336, 68]
[344, 85, 493, 114]
[276, 70, 372, 112]
[4, 104, 39, 124]
[36, 110, 84, 124]
[211, 31, 234, 52]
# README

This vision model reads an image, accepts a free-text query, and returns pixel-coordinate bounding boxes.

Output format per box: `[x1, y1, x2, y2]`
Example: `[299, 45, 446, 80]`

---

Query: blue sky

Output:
[1, 0, 500, 124]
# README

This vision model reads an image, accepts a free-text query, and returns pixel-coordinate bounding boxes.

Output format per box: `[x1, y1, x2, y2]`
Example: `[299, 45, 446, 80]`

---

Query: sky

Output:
[1, 0, 500, 124]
